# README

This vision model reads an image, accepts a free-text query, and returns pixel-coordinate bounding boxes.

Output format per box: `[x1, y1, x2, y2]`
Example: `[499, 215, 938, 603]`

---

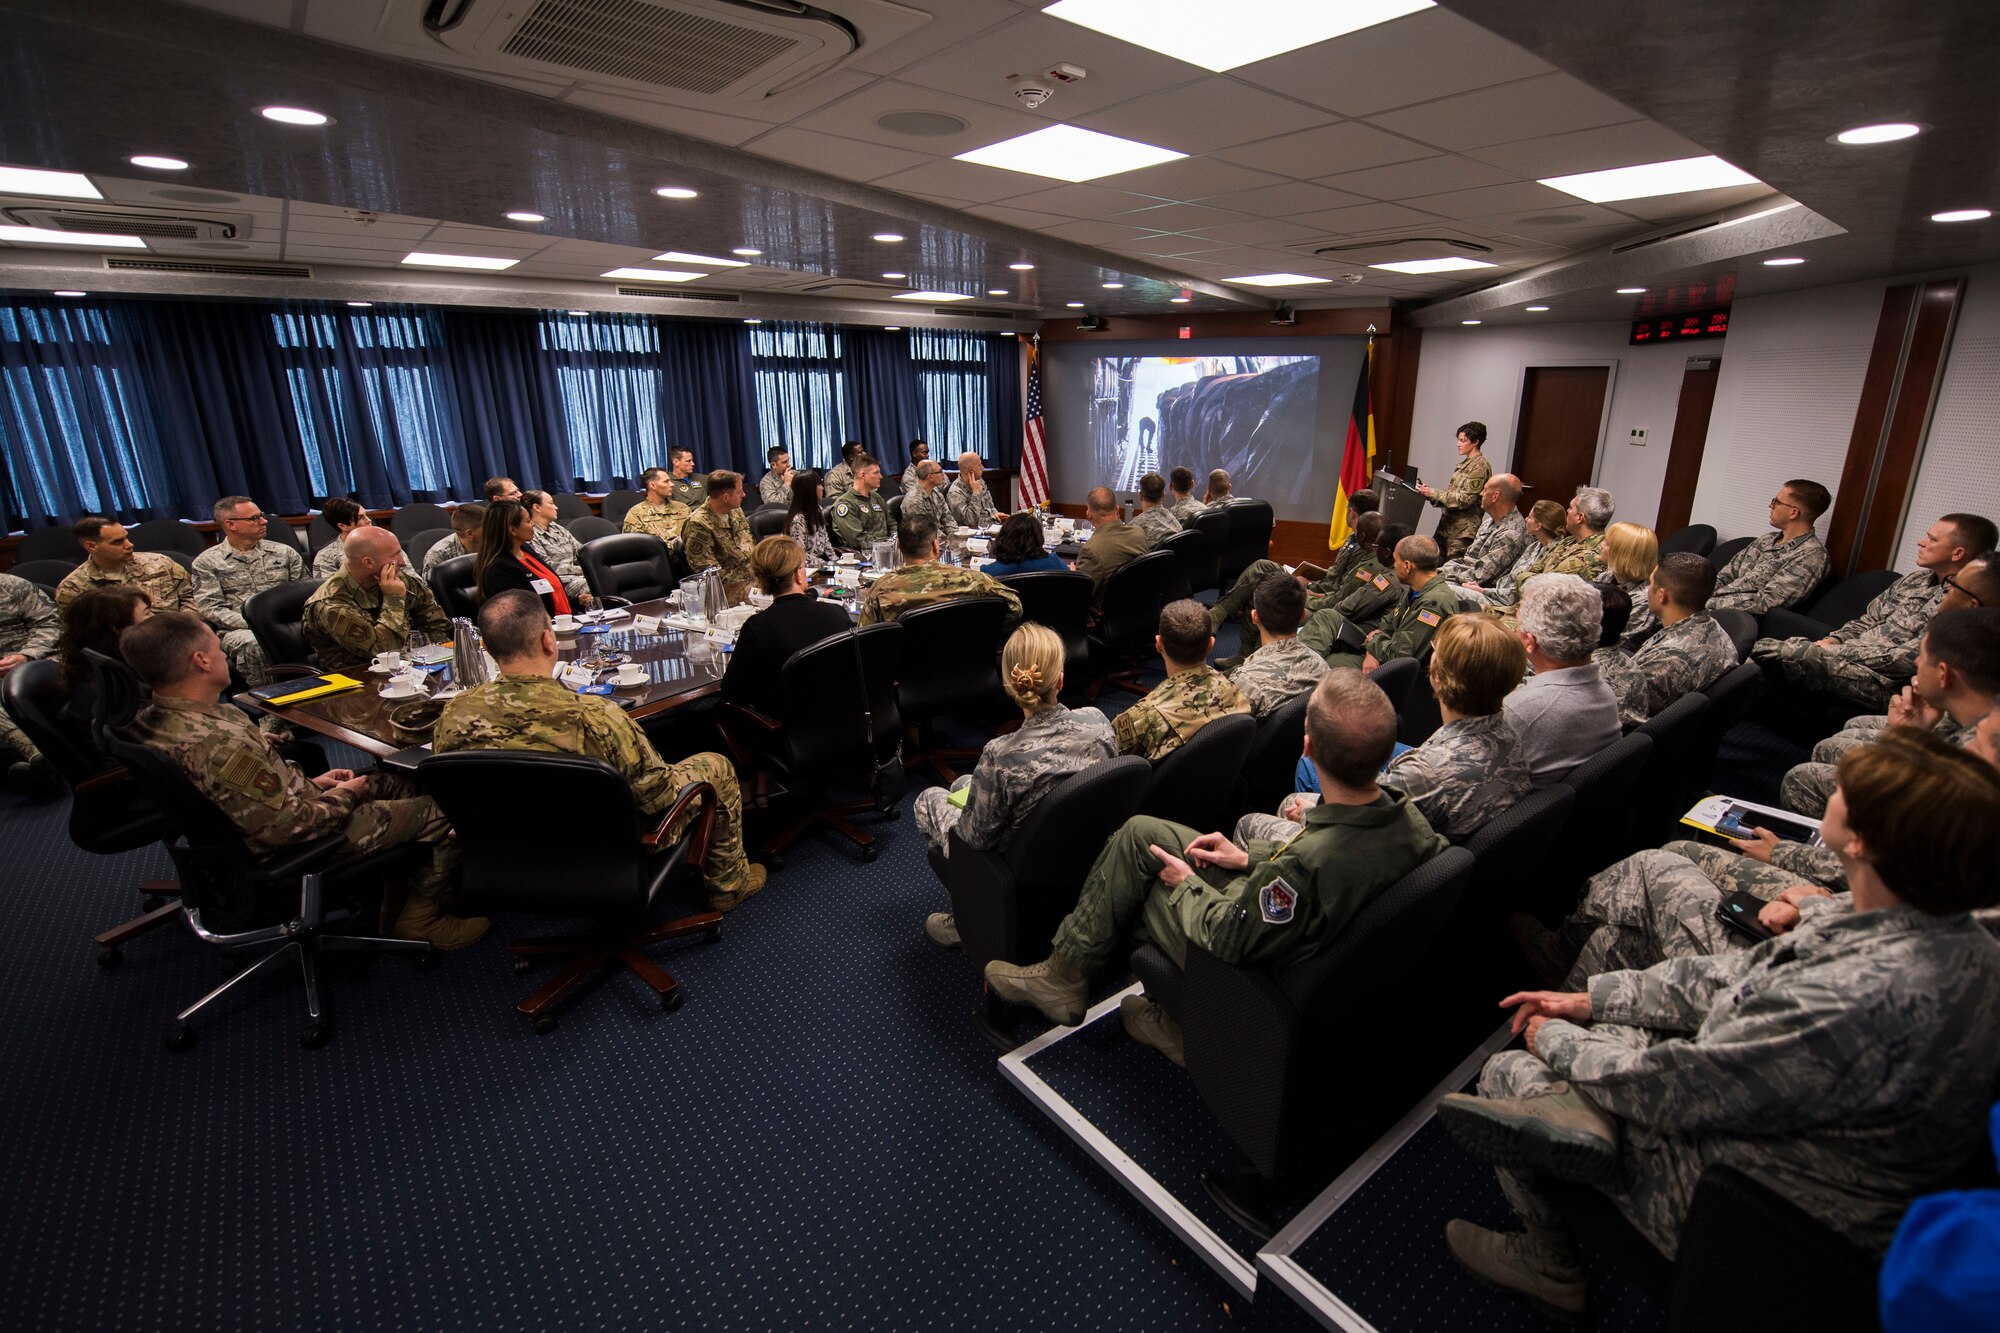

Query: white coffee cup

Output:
[552, 615, 578, 632]
[371, 651, 403, 671]
[615, 664, 647, 686]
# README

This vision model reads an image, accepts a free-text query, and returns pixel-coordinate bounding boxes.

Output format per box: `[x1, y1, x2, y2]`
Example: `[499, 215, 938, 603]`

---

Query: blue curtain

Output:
[749, 322, 847, 472]
[437, 308, 576, 492]
[658, 319, 762, 478]
[539, 312, 670, 490]
[841, 327, 926, 472]
[985, 332, 1023, 466]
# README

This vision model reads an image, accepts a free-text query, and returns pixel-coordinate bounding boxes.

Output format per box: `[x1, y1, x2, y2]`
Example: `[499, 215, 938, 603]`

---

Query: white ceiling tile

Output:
[1041, 219, 1161, 245]
[1004, 182, 1166, 217]
[848, 0, 1022, 76]
[1215, 122, 1438, 178]
[1089, 156, 1288, 202]
[1111, 202, 1252, 232]
[1397, 181, 1578, 219]
[1453, 203, 1641, 237]
[1316, 155, 1515, 201]
[1217, 182, 1374, 217]
[1603, 183, 1777, 222]
[1108, 237, 1230, 258]
[962, 203, 1071, 230]
[1463, 120, 1714, 180]
[558, 91, 775, 146]
[790, 79, 1050, 157]
[419, 223, 555, 248]
[870, 159, 1039, 205]
[1234, 8, 1552, 116]
[1184, 217, 1324, 247]
[894, 13, 1206, 120]
[1365, 74, 1641, 154]
[739, 127, 936, 182]
[1074, 78, 1334, 155]
[1286, 200, 1451, 235]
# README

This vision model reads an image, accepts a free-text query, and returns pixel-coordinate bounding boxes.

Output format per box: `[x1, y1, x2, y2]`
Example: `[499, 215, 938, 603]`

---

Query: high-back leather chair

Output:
[563, 515, 617, 544]
[1397, 669, 1443, 746]
[305, 513, 340, 558]
[1658, 523, 1716, 558]
[242, 579, 323, 672]
[1189, 509, 1230, 592]
[748, 507, 791, 541]
[579, 533, 678, 604]
[416, 750, 724, 1033]
[1366, 655, 1420, 712]
[428, 553, 480, 621]
[403, 527, 452, 571]
[1085, 549, 1176, 690]
[1547, 731, 1654, 919]
[1217, 500, 1275, 588]
[128, 519, 208, 558]
[17, 524, 84, 564]
[997, 570, 1093, 670]
[550, 492, 593, 522]
[1802, 569, 1901, 630]
[1710, 609, 1759, 662]
[600, 488, 644, 527]
[1155, 528, 1207, 603]
[1629, 692, 1714, 850]
[1433, 784, 1577, 1034]
[1707, 534, 1754, 571]
[390, 502, 451, 539]
[1139, 712, 1256, 829]
[9, 559, 78, 598]
[893, 596, 1013, 782]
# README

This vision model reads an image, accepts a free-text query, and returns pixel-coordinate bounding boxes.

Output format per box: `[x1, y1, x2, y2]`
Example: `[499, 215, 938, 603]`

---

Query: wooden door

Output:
[1655, 358, 1721, 534]
[1512, 366, 1609, 505]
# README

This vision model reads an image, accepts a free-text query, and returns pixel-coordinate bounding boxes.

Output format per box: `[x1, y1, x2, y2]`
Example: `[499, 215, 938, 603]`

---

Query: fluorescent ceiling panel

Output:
[893, 291, 974, 302]
[1367, 256, 1497, 274]
[1044, 0, 1434, 72]
[654, 251, 749, 267]
[1224, 273, 1330, 286]
[0, 165, 102, 199]
[1539, 155, 1760, 203]
[0, 224, 144, 248]
[402, 252, 520, 270]
[955, 125, 1185, 183]
[601, 267, 705, 282]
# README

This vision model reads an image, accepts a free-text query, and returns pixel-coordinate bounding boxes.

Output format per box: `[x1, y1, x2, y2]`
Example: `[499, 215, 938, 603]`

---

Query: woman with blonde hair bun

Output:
[1599, 520, 1661, 647]
[915, 622, 1116, 949]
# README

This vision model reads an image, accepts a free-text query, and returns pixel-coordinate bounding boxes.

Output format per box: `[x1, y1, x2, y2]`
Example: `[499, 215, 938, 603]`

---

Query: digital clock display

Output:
[1630, 306, 1729, 345]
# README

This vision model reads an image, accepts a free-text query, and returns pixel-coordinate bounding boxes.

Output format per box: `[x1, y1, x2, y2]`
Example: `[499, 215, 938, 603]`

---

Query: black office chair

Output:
[1707, 534, 1755, 570]
[579, 533, 678, 604]
[1546, 731, 1654, 919]
[1217, 500, 1276, 589]
[1658, 523, 1717, 557]
[158, 549, 196, 573]
[1084, 550, 1176, 695]
[1628, 693, 1714, 853]
[748, 507, 790, 541]
[1802, 569, 1901, 629]
[1190, 509, 1231, 592]
[564, 515, 616, 544]
[128, 518, 209, 558]
[1155, 528, 1204, 603]
[87, 651, 437, 1050]
[1235, 689, 1311, 821]
[1434, 784, 1576, 1020]
[997, 570, 1093, 671]
[1684, 661, 1764, 798]
[1710, 608, 1760, 662]
[1138, 712, 1256, 829]
[2, 659, 182, 965]
[17, 523, 84, 564]
[428, 553, 480, 621]
[1397, 669, 1443, 746]
[888, 493, 906, 526]
[403, 527, 452, 570]
[242, 579, 324, 673]
[1366, 655, 1420, 712]
[416, 750, 723, 1033]
[389, 502, 452, 539]
[305, 513, 340, 557]
[601, 488, 644, 527]
[718, 623, 905, 864]
[9, 558, 77, 598]
[550, 492, 593, 522]
[894, 597, 1014, 784]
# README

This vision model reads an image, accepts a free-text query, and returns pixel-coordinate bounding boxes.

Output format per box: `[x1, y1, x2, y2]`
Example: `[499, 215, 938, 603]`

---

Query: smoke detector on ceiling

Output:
[1009, 62, 1084, 109]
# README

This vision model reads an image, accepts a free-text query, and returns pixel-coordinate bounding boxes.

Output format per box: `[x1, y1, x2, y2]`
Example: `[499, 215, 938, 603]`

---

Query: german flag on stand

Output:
[1329, 338, 1375, 550]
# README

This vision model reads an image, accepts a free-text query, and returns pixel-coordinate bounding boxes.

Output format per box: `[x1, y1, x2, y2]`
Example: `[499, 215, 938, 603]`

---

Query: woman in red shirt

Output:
[474, 499, 588, 614]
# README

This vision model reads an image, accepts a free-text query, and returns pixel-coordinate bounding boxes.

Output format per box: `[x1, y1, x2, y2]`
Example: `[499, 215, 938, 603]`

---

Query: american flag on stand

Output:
[1019, 335, 1049, 509]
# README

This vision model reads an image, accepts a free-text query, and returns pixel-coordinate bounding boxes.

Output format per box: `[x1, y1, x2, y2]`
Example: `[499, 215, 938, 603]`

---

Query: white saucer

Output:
[379, 687, 424, 700]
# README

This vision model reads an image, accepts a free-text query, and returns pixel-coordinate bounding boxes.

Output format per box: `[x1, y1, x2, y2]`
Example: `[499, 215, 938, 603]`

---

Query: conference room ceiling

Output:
[0, 0, 1991, 329]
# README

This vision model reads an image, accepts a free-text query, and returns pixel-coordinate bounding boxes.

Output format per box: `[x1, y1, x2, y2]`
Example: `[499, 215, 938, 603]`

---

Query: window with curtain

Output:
[270, 306, 459, 500]
[750, 322, 848, 470]
[909, 328, 993, 458]
[537, 312, 669, 487]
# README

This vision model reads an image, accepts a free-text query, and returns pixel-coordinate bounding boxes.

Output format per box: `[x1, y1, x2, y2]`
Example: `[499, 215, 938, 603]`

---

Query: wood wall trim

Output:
[1825, 283, 1916, 571]
[1036, 306, 1393, 343]
[1858, 278, 1963, 569]
[1375, 326, 1423, 475]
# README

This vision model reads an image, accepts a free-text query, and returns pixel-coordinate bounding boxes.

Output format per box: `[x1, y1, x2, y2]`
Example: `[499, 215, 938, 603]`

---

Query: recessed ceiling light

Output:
[566, 310, 589, 316]
[1525, 305, 1550, 312]
[988, 288, 1009, 295]
[1617, 287, 1647, 294]
[955, 124, 1185, 183]
[883, 325, 901, 331]
[600, 267, 704, 282]
[1539, 155, 1759, 203]
[1009, 262, 1035, 271]
[258, 106, 331, 127]
[1834, 123, 1920, 145]
[743, 318, 762, 324]
[1102, 281, 1124, 289]
[504, 211, 546, 223]
[346, 301, 373, 307]
[654, 251, 749, 267]
[1931, 208, 1992, 223]
[882, 271, 906, 280]
[0, 224, 144, 248]
[401, 252, 519, 271]
[129, 155, 189, 171]
[0, 165, 102, 199]
[1461, 319, 1482, 325]
[893, 290, 974, 302]
[1225, 272, 1331, 286]
[1367, 258, 1497, 275]
[1764, 256, 1806, 266]
[873, 232, 905, 243]
[1066, 302, 1086, 308]
[52, 290, 86, 297]
[1169, 296, 1190, 304]
[732, 247, 763, 257]
[654, 186, 699, 199]
[1045, 0, 1434, 72]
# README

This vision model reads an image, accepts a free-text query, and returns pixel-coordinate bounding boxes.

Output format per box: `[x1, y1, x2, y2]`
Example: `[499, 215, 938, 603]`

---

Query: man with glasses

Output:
[55, 515, 196, 616]
[191, 496, 306, 686]
[1709, 479, 1833, 613]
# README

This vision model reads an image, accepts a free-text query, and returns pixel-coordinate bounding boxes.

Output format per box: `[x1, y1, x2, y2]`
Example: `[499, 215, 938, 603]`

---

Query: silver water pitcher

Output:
[451, 617, 493, 687]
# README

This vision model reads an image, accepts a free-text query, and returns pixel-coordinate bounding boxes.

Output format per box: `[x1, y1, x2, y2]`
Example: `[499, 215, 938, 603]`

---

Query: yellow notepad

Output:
[258, 674, 362, 706]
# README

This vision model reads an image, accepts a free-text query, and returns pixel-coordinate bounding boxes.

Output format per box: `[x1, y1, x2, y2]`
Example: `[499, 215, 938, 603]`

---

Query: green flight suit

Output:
[829, 489, 891, 550]
[1325, 573, 1461, 670]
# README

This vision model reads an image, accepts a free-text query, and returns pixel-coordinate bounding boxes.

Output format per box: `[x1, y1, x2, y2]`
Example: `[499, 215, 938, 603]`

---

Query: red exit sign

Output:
[1630, 306, 1730, 345]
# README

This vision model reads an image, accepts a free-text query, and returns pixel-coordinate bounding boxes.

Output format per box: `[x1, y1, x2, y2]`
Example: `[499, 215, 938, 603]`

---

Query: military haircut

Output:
[1352, 510, 1384, 546]
[477, 588, 550, 661]
[1168, 466, 1195, 495]
[1573, 486, 1615, 531]
[853, 453, 881, 477]
[1457, 420, 1488, 446]
[1595, 581, 1633, 649]
[908, 438, 928, 457]
[120, 610, 212, 689]
[1956, 553, 2000, 606]
[1207, 468, 1232, 497]
[1395, 533, 1441, 572]
[1430, 613, 1527, 715]
[669, 446, 693, 465]
[767, 444, 788, 465]
[1654, 552, 1717, 610]
[1085, 486, 1118, 517]
[211, 495, 255, 522]
[1942, 513, 1999, 555]
[450, 502, 486, 536]
[1305, 669, 1397, 789]
[1836, 727, 2000, 913]
[841, 440, 865, 462]
[639, 466, 669, 486]
[751, 534, 804, 594]
[1923, 607, 2000, 694]
[73, 514, 115, 543]
[707, 470, 741, 497]
[1518, 572, 1602, 663]
[482, 476, 516, 499]
[1251, 569, 1307, 637]
[914, 460, 942, 481]
[1375, 521, 1412, 565]
[1138, 471, 1167, 504]
[1527, 499, 1567, 540]
[322, 497, 365, 528]
[1782, 478, 1832, 520]
[1347, 489, 1380, 516]
[897, 513, 939, 558]
[1601, 521, 1660, 585]
[1486, 475, 1522, 506]
[1156, 598, 1212, 664]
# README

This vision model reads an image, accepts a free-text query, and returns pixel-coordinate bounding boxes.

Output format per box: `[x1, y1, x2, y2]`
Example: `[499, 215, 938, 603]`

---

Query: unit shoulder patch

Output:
[1259, 877, 1297, 925]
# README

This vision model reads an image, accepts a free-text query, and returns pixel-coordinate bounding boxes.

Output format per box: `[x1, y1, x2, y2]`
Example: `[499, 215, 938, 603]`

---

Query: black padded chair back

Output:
[1239, 689, 1312, 817]
[1276, 846, 1478, 1018]
[998, 570, 1093, 668]
[564, 515, 617, 544]
[158, 549, 195, 573]
[1139, 712, 1256, 828]
[1803, 569, 1900, 629]
[601, 489, 644, 527]
[1155, 528, 1206, 603]
[887, 493, 906, 526]
[892, 597, 1012, 725]
[1090, 549, 1176, 671]
[8, 558, 78, 597]
[403, 527, 452, 570]
[748, 507, 791, 541]
[1629, 692, 1713, 850]
[1457, 783, 1575, 920]
[579, 533, 677, 603]
[1710, 608, 1759, 662]
[550, 493, 593, 522]
[1397, 669, 1443, 746]
[1707, 534, 1754, 570]
[1366, 656, 1420, 711]
[1658, 523, 1716, 557]
[389, 502, 452, 539]
[1550, 731, 1653, 911]
[777, 624, 904, 789]
[305, 514, 339, 556]
[1189, 509, 1230, 590]
[128, 519, 208, 557]
[17, 524, 84, 564]
[428, 553, 480, 621]
[2, 658, 165, 854]
[1218, 500, 1275, 588]
[1686, 661, 1764, 799]
[243, 579, 322, 669]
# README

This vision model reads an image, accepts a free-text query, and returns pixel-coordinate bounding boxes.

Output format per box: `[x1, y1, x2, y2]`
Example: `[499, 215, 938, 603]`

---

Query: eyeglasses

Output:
[226, 513, 267, 524]
[1769, 497, 1798, 512]
[1943, 574, 1985, 606]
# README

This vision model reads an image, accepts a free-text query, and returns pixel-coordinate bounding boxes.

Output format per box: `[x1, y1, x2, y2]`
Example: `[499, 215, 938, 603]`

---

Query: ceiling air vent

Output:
[106, 257, 313, 278]
[6, 207, 242, 241]
[616, 286, 740, 301]
[950, 307, 1015, 319]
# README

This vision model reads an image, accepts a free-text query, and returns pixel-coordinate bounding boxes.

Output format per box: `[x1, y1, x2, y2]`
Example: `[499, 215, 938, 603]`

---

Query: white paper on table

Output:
[632, 615, 662, 634]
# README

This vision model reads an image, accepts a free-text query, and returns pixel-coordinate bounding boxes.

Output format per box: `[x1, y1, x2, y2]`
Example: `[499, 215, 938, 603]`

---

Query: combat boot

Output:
[708, 864, 768, 913]
[392, 895, 490, 951]
[1437, 1084, 1619, 1185]
[925, 912, 960, 949]
[1119, 992, 1184, 1066]
[985, 952, 1087, 1026]
[1443, 1219, 1588, 1323]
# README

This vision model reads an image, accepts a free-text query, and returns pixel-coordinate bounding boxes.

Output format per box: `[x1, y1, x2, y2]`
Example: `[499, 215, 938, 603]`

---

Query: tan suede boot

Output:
[392, 894, 490, 951]
[984, 951, 1088, 1026]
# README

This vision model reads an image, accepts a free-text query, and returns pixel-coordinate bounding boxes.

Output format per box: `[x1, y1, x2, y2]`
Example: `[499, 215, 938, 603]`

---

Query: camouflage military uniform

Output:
[823, 460, 854, 499]
[900, 468, 928, 498]
[668, 475, 705, 509]
[126, 693, 456, 907]
[1592, 612, 1737, 727]
[1113, 664, 1250, 761]
[1326, 534, 1373, 586]
[1380, 712, 1531, 838]
[1710, 529, 1830, 614]
[1751, 570, 1946, 707]
[1130, 504, 1182, 549]
[0, 573, 61, 762]
[191, 538, 306, 687]
[433, 673, 752, 899]
[1456, 538, 1548, 610]
[1608, 575, 1660, 649]
[830, 489, 892, 550]
[1440, 510, 1528, 588]
[901, 483, 952, 534]
[758, 469, 792, 506]
[1425, 453, 1492, 558]
[311, 538, 347, 579]
[1074, 519, 1149, 597]
[55, 551, 195, 615]
[1049, 792, 1447, 973]
[915, 704, 1116, 857]
[420, 533, 469, 579]
[1781, 716, 1981, 816]
[681, 504, 755, 595]
[1477, 904, 2000, 1264]
[622, 498, 691, 546]
[1226, 635, 1328, 718]
[946, 478, 1002, 529]
[1324, 574, 1459, 670]
[1297, 558, 1405, 658]
[1168, 496, 1207, 525]
[528, 521, 592, 603]
[1520, 530, 1606, 584]
[858, 561, 1022, 628]
[301, 570, 452, 674]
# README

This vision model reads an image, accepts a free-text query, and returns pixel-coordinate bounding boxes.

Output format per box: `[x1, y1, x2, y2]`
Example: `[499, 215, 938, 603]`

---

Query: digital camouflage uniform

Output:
[420, 533, 470, 580]
[432, 673, 752, 899]
[1380, 712, 1532, 838]
[1074, 519, 1149, 597]
[681, 504, 755, 596]
[1226, 635, 1328, 718]
[1168, 495, 1206, 525]
[1425, 453, 1492, 559]
[301, 569, 453, 675]
[946, 478, 1001, 529]
[1456, 538, 1548, 611]
[1323, 574, 1459, 671]
[1440, 510, 1529, 588]
[622, 498, 691, 546]
[0, 573, 61, 762]
[192, 538, 306, 687]
[900, 467, 929, 498]
[311, 538, 347, 579]
[914, 704, 1116, 857]
[858, 561, 1022, 628]
[1130, 504, 1182, 549]
[830, 489, 891, 550]
[668, 474, 705, 509]
[1113, 664, 1250, 761]
[55, 550, 195, 615]
[1608, 575, 1660, 650]
[126, 694, 457, 910]
[1478, 905, 2000, 1267]
[822, 460, 854, 500]
[1709, 529, 1830, 614]
[1781, 716, 1982, 816]
[901, 482, 952, 534]
[1296, 558, 1404, 658]
[1751, 569, 1947, 707]
[758, 469, 792, 506]
[528, 521, 592, 603]
[1593, 612, 1737, 728]
[1049, 791, 1447, 973]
